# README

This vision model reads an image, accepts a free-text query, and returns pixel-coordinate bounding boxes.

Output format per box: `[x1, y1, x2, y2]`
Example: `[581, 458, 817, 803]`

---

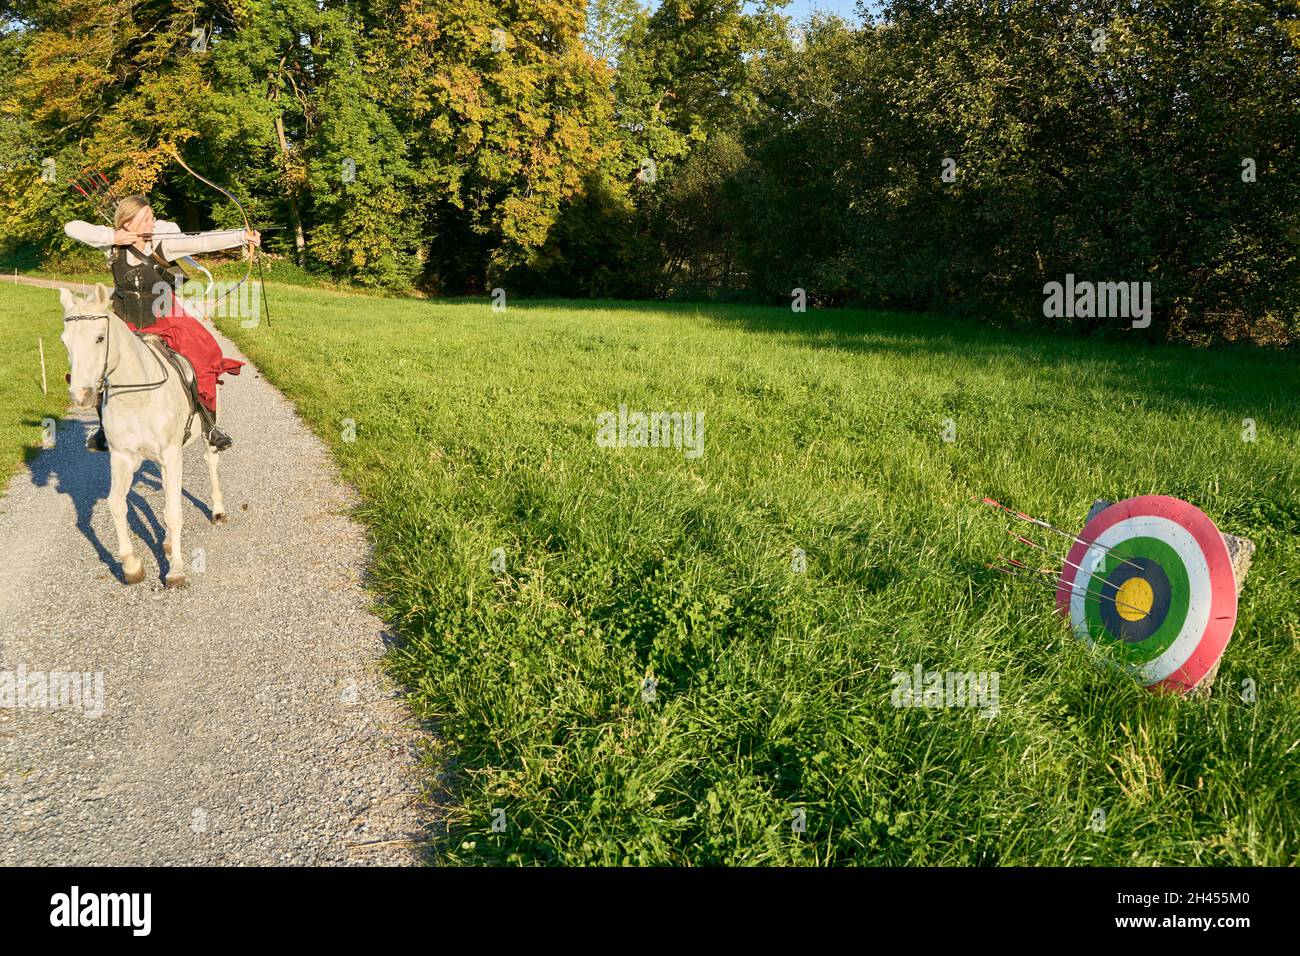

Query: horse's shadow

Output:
[24, 415, 214, 584]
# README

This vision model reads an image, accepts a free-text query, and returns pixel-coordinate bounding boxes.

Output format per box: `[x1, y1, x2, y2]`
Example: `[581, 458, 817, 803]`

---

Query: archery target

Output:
[1054, 496, 1237, 694]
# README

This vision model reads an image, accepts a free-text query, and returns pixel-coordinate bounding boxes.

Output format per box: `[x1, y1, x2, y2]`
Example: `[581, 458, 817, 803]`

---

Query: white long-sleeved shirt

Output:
[64, 219, 246, 263]
[65, 219, 248, 320]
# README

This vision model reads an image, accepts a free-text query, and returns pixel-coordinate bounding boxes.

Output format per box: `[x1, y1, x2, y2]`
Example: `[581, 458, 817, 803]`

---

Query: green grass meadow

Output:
[4, 281, 1298, 865]
[0, 284, 71, 487]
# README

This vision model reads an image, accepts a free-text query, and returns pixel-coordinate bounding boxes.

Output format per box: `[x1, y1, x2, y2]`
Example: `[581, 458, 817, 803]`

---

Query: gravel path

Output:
[0, 279, 435, 865]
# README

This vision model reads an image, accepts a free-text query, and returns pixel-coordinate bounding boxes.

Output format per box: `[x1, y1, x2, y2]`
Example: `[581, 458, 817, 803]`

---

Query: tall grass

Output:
[0, 284, 72, 486]
[142, 289, 1300, 863]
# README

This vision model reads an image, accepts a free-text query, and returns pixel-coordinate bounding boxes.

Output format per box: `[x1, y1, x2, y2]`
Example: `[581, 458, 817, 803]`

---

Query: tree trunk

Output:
[275, 114, 307, 268]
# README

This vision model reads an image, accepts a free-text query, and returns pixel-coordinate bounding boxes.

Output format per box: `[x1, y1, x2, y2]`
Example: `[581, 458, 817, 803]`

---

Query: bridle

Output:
[64, 311, 172, 398]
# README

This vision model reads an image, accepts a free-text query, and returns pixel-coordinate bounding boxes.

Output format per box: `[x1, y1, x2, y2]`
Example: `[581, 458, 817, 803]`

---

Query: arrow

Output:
[981, 497, 1146, 573]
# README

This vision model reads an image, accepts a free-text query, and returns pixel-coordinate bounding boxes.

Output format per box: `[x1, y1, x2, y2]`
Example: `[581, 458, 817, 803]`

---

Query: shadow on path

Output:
[21, 414, 197, 584]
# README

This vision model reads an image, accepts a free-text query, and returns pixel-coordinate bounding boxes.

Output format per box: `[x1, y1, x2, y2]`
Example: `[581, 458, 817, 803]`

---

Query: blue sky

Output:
[781, 0, 875, 23]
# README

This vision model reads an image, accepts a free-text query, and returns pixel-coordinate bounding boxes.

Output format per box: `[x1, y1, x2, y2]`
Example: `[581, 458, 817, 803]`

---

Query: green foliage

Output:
[583, 0, 647, 65]
[372, 0, 617, 291]
[627, 0, 789, 141]
[304, 9, 422, 291]
[645, 131, 750, 298]
[503, 171, 660, 298]
[732, 1, 1300, 338]
[1, 0, 616, 293]
[2, 1, 1298, 340]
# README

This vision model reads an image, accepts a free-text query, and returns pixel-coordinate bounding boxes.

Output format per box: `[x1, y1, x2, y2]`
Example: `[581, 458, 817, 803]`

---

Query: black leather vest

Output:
[110, 247, 181, 328]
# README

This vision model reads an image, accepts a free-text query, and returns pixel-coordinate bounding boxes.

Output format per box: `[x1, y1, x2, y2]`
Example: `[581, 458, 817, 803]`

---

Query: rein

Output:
[64, 312, 172, 398]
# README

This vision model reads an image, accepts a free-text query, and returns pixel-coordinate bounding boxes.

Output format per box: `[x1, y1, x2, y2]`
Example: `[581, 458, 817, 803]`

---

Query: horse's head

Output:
[60, 284, 114, 409]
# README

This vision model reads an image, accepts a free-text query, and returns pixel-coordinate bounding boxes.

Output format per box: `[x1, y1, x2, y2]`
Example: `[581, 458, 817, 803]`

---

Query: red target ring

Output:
[1055, 495, 1238, 694]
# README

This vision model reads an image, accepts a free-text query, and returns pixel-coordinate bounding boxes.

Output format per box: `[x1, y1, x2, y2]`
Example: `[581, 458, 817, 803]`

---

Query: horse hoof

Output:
[165, 574, 188, 589]
[212, 513, 228, 526]
[122, 560, 145, 585]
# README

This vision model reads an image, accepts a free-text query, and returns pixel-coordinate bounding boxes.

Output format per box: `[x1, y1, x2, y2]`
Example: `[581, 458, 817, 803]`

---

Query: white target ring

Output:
[1068, 516, 1211, 684]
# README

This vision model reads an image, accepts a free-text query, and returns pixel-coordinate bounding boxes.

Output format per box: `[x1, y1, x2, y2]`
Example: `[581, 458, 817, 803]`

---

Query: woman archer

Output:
[65, 195, 259, 452]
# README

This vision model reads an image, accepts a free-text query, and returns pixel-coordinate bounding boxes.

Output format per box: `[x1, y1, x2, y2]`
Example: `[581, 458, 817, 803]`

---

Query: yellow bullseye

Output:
[1115, 577, 1154, 621]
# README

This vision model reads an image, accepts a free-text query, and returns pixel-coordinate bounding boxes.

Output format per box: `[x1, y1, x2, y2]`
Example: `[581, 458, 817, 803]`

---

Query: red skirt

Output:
[127, 298, 242, 412]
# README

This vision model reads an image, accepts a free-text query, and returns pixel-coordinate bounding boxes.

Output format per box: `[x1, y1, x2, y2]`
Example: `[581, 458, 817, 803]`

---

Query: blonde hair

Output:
[113, 194, 151, 229]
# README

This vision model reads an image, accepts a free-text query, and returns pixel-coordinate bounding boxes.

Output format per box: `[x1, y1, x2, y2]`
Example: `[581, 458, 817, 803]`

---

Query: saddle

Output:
[139, 333, 205, 445]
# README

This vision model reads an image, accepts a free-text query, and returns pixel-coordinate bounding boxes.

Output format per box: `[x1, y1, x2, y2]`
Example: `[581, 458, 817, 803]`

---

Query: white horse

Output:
[60, 284, 226, 587]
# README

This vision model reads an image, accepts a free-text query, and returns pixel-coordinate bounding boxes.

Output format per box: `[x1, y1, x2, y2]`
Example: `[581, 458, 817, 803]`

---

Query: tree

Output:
[735, 0, 1300, 336]
[372, 0, 617, 292]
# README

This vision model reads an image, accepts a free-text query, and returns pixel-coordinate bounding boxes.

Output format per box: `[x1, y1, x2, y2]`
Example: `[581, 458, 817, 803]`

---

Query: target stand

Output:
[1055, 497, 1255, 697]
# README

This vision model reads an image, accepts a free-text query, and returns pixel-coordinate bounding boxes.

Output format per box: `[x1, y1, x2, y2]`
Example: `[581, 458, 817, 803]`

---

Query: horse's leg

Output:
[206, 441, 226, 524]
[207, 391, 227, 524]
[161, 443, 187, 588]
[108, 449, 144, 584]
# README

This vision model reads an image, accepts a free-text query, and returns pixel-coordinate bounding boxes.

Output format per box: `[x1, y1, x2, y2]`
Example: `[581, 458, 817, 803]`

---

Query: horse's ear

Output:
[58, 287, 76, 310]
[93, 283, 112, 306]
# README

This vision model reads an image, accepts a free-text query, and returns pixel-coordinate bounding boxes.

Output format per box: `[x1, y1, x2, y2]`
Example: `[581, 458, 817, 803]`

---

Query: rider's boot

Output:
[196, 401, 233, 452]
[207, 426, 234, 452]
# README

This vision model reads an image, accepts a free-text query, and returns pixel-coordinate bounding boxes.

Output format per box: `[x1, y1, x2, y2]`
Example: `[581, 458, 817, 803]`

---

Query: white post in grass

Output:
[38, 337, 48, 395]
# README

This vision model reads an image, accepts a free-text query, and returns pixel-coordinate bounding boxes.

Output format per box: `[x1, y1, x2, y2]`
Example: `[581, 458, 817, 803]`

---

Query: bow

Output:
[167, 144, 272, 328]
